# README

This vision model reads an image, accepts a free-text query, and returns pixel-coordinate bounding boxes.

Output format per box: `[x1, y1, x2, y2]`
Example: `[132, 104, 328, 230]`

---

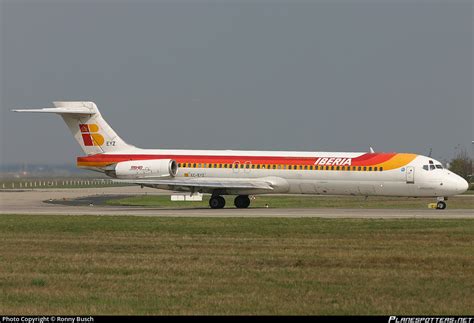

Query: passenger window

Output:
[193, 163, 196, 168]
[363, 167, 367, 171]
[358, 166, 362, 171]
[257, 165, 260, 169]
[368, 167, 372, 171]
[304, 166, 308, 170]
[374, 167, 378, 171]
[379, 167, 383, 171]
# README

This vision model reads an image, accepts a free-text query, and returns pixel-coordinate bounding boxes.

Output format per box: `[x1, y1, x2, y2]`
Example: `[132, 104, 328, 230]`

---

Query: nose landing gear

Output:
[436, 201, 447, 210]
[435, 197, 447, 210]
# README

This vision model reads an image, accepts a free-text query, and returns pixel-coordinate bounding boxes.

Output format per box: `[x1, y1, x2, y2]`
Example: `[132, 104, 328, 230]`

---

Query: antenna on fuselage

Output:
[428, 148, 433, 157]
[369, 147, 375, 153]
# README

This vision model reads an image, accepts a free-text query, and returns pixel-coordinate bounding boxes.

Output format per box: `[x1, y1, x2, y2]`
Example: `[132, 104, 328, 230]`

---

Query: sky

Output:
[0, 0, 472, 165]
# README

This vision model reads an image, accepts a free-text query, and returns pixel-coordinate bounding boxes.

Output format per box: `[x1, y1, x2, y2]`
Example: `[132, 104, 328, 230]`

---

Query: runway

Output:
[1, 187, 473, 218]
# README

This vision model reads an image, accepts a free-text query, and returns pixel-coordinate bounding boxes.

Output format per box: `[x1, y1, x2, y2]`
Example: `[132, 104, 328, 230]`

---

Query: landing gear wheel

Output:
[234, 195, 250, 208]
[209, 196, 225, 209]
[436, 201, 447, 210]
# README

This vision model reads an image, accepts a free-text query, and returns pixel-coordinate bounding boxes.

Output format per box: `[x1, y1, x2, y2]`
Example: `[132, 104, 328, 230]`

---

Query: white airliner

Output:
[14, 102, 468, 209]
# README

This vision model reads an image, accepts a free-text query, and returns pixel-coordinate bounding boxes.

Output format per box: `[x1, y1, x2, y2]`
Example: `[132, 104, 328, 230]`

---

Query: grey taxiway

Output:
[1, 187, 472, 218]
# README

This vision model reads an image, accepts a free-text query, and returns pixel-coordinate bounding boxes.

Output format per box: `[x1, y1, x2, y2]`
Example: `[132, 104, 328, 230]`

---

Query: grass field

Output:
[106, 194, 474, 209]
[0, 215, 472, 315]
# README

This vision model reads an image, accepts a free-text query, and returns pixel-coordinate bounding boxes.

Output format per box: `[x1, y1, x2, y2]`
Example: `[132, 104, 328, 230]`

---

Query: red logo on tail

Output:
[79, 124, 104, 146]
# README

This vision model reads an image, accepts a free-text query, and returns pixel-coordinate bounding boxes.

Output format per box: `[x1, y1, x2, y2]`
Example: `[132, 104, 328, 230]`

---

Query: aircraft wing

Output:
[113, 177, 275, 192]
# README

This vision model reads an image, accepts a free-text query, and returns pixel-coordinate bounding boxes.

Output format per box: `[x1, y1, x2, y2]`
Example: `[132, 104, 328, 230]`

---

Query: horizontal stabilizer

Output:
[12, 101, 132, 155]
[12, 107, 95, 115]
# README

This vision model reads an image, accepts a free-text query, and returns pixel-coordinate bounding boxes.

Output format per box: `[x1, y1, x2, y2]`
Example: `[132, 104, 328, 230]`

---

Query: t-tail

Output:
[13, 101, 133, 155]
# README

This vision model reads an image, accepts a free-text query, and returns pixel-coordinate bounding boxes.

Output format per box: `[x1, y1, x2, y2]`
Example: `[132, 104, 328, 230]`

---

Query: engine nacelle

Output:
[105, 159, 178, 179]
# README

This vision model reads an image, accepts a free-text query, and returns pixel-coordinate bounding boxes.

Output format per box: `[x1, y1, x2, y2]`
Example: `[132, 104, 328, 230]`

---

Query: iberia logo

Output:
[79, 124, 104, 146]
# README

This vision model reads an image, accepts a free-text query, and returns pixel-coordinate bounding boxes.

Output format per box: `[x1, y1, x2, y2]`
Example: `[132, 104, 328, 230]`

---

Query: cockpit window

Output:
[423, 163, 444, 171]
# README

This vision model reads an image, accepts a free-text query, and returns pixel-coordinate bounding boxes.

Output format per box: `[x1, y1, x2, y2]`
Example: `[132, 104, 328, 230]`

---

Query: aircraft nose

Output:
[443, 173, 469, 196]
[456, 176, 469, 194]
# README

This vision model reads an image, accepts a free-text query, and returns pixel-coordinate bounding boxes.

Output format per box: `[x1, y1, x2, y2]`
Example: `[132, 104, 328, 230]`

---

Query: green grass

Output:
[0, 215, 472, 315]
[31, 278, 47, 287]
[106, 194, 474, 209]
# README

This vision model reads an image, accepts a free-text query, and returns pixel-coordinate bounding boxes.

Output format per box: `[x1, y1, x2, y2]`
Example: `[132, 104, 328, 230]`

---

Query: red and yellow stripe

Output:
[77, 153, 417, 171]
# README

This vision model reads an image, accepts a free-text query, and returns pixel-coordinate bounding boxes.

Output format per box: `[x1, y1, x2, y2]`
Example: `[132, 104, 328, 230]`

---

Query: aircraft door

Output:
[406, 166, 415, 184]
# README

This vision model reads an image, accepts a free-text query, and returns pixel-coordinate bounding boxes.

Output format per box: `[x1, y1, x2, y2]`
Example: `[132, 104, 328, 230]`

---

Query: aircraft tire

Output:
[209, 196, 225, 209]
[234, 195, 250, 208]
[436, 201, 447, 210]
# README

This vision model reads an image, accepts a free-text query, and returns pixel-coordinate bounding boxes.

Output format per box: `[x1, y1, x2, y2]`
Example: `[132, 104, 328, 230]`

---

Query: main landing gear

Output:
[208, 195, 251, 209]
[209, 195, 226, 209]
[234, 195, 250, 209]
